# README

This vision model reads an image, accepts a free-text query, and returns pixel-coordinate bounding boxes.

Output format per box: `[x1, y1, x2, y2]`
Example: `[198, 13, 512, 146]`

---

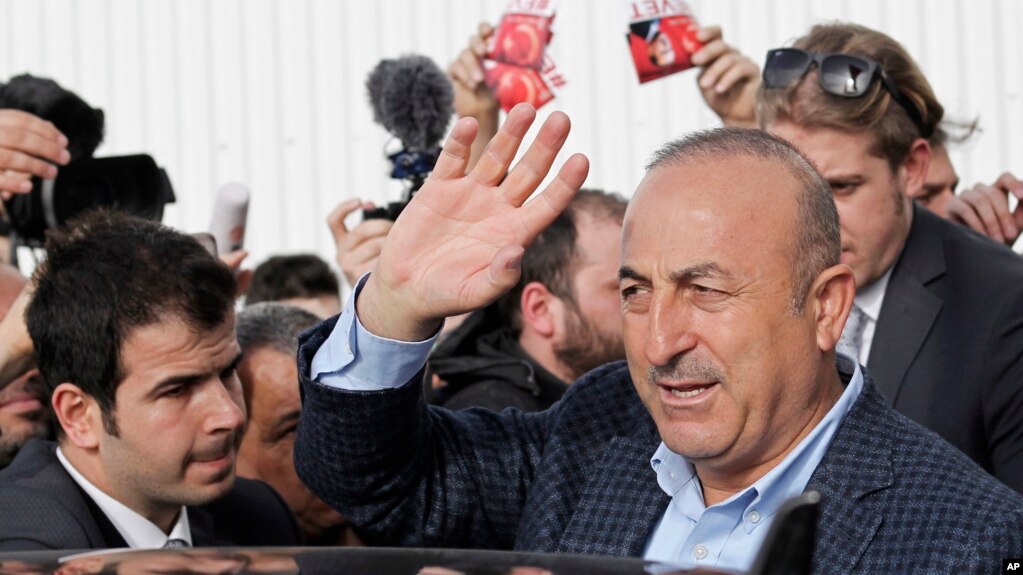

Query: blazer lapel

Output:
[187, 507, 232, 546]
[807, 379, 894, 575]
[556, 434, 668, 556]
[27, 441, 118, 548]
[866, 206, 945, 403]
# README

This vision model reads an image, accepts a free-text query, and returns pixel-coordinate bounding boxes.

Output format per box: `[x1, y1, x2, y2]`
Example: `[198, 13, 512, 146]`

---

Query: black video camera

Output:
[3, 154, 175, 247]
[362, 146, 440, 221]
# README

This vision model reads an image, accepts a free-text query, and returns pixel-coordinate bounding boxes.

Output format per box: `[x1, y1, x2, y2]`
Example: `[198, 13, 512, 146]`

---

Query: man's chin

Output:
[177, 474, 236, 507]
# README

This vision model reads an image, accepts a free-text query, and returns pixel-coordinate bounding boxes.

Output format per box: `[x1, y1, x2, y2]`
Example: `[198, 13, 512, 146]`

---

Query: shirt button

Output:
[748, 510, 761, 524]
[693, 544, 708, 560]
[669, 471, 677, 479]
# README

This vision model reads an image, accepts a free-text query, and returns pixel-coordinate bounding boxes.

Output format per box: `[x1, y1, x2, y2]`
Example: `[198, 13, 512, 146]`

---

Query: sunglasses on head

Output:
[762, 47, 926, 134]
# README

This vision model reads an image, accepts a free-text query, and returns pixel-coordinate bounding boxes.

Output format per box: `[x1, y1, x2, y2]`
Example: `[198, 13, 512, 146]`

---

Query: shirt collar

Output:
[648, 357, 865, 531]
[56, 447, 192, 548]
[853, 265, 893, 323]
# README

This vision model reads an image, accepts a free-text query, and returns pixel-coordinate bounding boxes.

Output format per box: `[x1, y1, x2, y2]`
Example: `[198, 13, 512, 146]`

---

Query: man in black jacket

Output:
[0, 210, 300, 550]
[431, 190, 627, 411]
[759, 22, 1023, 493]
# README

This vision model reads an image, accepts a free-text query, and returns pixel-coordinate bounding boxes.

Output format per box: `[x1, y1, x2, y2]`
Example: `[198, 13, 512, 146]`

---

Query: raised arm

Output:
[356, 103, 589, 342]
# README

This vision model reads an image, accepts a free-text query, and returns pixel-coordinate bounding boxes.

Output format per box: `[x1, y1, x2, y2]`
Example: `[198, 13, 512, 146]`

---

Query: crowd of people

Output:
[0, 15, 1021, 574]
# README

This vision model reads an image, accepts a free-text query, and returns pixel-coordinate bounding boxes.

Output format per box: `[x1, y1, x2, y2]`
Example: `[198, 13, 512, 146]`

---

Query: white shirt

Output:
[853, 266, 893, 366]
[56, 447, 192, 548]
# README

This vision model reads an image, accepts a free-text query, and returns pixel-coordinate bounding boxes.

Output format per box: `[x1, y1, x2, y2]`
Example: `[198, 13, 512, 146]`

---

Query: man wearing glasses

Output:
[758, 23, 1023, 494]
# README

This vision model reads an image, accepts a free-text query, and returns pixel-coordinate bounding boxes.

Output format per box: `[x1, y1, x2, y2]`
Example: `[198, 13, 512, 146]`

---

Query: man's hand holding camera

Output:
[0, 109, 70, 200]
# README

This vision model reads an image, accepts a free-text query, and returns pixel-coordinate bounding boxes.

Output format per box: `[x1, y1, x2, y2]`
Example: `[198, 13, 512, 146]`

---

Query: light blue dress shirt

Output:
[311, 275, 864, 572]
[643, 355, 863, 572]
[311, 274, 437, 390]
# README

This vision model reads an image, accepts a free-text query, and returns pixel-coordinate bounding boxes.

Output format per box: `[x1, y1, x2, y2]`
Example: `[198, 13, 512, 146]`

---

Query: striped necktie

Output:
[836, 304, 867, 362]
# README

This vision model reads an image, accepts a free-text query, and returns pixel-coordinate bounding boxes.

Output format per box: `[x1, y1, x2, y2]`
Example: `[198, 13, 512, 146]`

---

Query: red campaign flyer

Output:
[487, 0, 557, 70]
[484, 53, 566, 113]
[625, 0, 704, 84]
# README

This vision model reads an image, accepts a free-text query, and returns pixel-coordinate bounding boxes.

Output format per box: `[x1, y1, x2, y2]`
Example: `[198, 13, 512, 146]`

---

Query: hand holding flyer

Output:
[626, 0, 704, 84]
[484, 0, 566, 112]
[487, 0, 557, 70]
[484, 54, 566, 113]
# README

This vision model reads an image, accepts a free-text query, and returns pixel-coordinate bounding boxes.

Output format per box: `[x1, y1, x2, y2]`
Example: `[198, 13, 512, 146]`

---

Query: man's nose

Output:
[644, 295, 698, 367]
[202, 379, 246, 435]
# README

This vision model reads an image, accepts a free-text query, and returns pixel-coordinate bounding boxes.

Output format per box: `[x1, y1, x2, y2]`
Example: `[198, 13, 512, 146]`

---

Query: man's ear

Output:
[809, 264, 857, 353]
[520, 281, 559, 338]
[52, 383, 102, 449]
[899, 137, 931, 199]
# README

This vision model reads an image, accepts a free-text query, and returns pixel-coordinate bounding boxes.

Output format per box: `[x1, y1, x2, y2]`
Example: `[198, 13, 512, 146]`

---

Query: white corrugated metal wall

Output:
[1, 0, 1020, 272]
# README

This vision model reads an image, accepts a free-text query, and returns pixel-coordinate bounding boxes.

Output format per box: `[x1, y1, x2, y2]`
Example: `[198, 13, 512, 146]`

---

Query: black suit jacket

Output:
[0, 440, 301, 551]
[294, 315, 1023, 573]
[868, 205, 1023, 492]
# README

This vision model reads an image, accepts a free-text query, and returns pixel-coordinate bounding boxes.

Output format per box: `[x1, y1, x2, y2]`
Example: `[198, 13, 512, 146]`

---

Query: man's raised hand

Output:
[356, 103, 589, 341]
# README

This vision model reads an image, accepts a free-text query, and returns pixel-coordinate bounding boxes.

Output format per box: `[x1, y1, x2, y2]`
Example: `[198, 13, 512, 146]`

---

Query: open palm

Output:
[358, 104, 589, 341]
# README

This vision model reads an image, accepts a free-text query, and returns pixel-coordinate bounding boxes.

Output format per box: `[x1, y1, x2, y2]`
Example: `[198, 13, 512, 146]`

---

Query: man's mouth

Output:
[668, 385, 713, 399]
[0, 387, 47, 414]
[656, 381, 718, 404]
[191, 441, 235, 464]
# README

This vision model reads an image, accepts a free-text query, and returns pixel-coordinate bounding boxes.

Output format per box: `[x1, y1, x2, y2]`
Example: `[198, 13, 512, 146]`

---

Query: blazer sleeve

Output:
[982, 290, 1023, 494]
[294, 320, 550, 550]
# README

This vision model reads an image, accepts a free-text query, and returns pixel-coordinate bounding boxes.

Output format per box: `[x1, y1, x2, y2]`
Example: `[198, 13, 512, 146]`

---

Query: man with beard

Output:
[0, 211, 299, 550]
[0, 264, 49, 470]
[430, 189, 626, 411]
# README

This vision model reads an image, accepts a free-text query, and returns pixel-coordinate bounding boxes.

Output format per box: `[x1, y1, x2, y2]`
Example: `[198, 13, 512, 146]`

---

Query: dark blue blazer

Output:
[0, 440, 301, 550]
[295, 319, 1023, 574]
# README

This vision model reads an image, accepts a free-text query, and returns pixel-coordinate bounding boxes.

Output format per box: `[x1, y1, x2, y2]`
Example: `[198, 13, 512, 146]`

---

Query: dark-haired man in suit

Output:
[0, 211, 299, 550]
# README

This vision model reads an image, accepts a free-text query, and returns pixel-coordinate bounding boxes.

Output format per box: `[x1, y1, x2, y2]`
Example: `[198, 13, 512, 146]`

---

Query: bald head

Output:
[0, 264, 26, 319]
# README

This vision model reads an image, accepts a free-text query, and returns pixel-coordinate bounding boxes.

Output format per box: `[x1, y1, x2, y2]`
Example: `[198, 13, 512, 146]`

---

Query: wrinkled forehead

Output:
[623, 157, 801, 271]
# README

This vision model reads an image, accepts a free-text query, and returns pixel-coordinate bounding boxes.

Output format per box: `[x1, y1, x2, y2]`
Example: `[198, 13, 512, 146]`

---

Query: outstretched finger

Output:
[695, 25, 722, 45]
[0, 173, 33, 195]
[472, 103, 536, 186]
[715, 57, 758, 93]
[519, 153, 590, 238]
[500, 111, 572, 205]
[947, 197, 985, 235]
[692, 38, 728, 69]
[996, 172, 1023, 199]
[698, 51, 736, 89]
[0, 110, 67, 146]
[431, 116, 479, 180]
[477, 22, 495, 42]
[0, 147, 58, 179]
[327, 199, 363, 244]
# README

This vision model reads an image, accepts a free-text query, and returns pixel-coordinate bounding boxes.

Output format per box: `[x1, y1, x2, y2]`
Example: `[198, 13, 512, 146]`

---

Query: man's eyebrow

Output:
[151, 351, 244, 395]
[221, 352, 244, 376]
[669, 262, 731, 283]
[267, 409, 302, 441]
[619, 266, 647, 283]
[619, 263, 730, 283]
